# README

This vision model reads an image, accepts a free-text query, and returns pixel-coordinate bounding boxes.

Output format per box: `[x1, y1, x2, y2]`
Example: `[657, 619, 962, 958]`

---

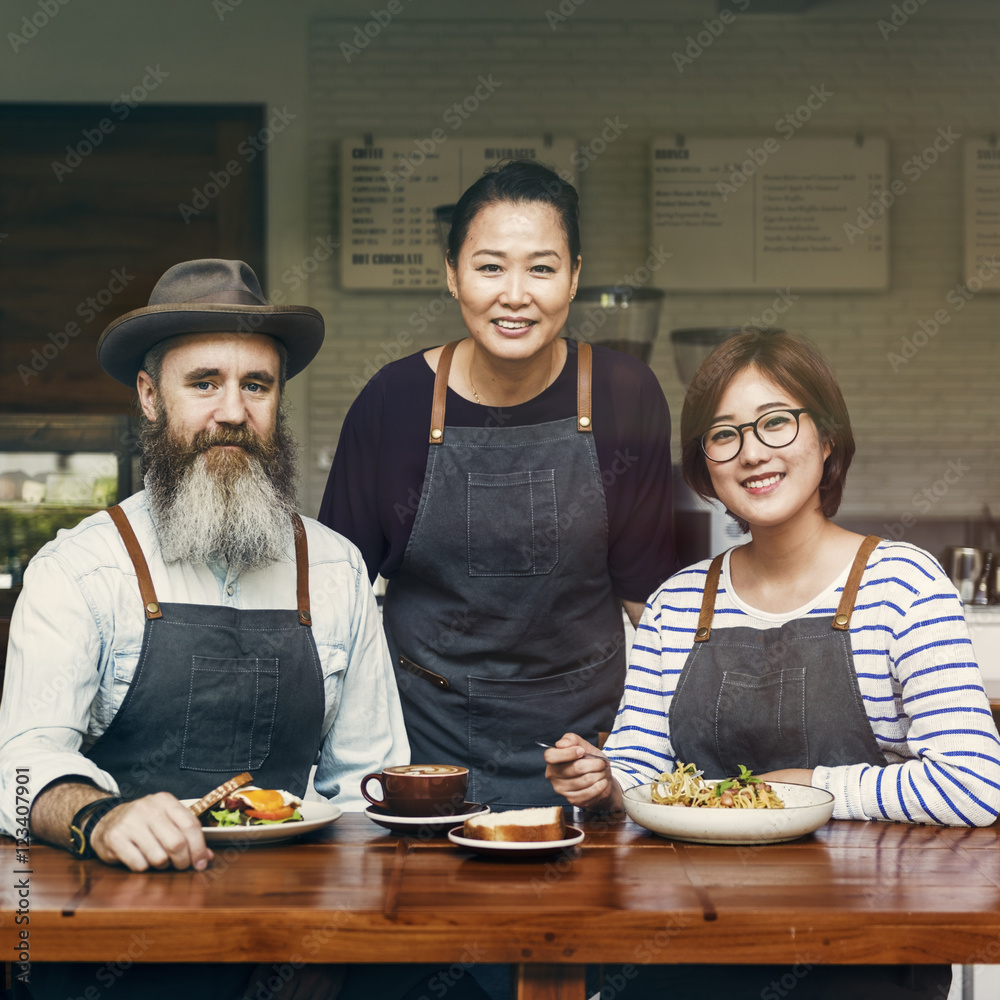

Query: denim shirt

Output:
[0, 491, 409, 833]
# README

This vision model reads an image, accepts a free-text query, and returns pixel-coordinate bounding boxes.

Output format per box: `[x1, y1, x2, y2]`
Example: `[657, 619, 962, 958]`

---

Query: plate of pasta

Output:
[622, 763, 834, 845]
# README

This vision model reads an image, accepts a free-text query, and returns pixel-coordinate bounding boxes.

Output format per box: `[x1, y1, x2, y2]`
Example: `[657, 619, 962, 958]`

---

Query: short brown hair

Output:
[680, 329, 854, 530]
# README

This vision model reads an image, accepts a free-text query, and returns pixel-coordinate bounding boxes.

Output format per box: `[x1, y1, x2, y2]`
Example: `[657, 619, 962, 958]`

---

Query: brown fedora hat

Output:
[97, 259, 324, 386]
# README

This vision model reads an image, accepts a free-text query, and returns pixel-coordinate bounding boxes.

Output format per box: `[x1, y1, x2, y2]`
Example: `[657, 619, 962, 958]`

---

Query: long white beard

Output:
[153, 450, 295, 572]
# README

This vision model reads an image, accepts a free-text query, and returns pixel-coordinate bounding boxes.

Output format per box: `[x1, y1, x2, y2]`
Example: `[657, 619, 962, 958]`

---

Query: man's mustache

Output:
[188, 426, 274, 462]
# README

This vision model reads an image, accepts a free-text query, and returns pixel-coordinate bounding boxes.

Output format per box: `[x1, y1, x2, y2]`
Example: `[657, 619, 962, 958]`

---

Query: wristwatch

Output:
[69, 796, 125, 859]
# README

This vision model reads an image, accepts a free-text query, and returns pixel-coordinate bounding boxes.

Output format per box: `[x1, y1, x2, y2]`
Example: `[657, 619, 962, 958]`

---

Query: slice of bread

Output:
[188, 772, 254, 818]
[462, 806, 565, 842]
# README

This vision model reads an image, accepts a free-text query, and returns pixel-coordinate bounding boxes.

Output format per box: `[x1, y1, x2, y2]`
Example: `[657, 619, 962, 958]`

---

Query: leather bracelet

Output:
[69, 796, 125, 860]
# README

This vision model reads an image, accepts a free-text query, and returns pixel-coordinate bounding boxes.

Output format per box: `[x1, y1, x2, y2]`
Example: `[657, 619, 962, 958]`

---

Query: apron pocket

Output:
[467, 469, 558, 577]
[180, 656, 279, 773]
[714, 667, 807, 774]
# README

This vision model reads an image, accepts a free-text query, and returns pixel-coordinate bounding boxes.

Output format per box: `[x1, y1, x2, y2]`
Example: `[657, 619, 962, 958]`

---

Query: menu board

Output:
[651, 137, 889, 290]
[342, 138, 576, 290]
[964, 140, 1000, 288]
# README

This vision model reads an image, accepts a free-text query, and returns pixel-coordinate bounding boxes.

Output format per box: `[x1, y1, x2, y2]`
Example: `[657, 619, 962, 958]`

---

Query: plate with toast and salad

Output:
[184, 772, 342, 845]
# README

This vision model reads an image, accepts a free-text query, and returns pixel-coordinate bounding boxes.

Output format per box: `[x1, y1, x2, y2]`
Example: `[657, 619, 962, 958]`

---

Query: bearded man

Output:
[0, 259, 409, 998]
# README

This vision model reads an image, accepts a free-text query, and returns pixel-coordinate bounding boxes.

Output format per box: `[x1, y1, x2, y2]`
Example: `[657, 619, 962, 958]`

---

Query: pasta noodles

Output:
[650, 762, 785, 809]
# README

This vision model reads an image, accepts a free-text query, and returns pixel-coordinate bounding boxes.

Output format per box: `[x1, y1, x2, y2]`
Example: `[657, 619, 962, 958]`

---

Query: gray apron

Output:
[31, 508, 330, 1000]
[620, 534, 950, 999]
[86, 505, 325, 800]
[670, 534, 887, 777]
[382, 339, 626, 808]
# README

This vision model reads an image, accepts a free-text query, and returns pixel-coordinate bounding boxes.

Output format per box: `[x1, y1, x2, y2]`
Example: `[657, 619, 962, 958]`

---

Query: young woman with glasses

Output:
[545, 327, 999, 1000]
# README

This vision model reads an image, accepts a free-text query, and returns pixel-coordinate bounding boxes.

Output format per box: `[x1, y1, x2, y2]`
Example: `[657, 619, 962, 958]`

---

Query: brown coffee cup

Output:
[361, 764, 469, 817]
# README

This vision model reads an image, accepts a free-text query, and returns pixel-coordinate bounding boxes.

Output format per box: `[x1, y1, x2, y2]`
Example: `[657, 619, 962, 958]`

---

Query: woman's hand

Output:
[544, 732, 623, 812]
[756, 768, 814, 786]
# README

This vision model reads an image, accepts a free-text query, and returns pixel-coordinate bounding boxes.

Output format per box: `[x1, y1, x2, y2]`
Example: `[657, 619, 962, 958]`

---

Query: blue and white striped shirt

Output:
[605, 540, 1000, 826]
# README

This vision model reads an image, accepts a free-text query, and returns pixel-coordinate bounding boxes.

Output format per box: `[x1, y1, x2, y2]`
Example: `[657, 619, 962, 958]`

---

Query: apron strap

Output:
[576, 341, 593, 432]
[108, 505, 313, 627]
[694, 553, 725, 642]
[429, 341, 461, 445]
[107, 505, 162, 620]
[832, 534, 881, 631]
[291, 513, 312, 626]
[429, 339, 593, 443]
[694, 535, 883, 642]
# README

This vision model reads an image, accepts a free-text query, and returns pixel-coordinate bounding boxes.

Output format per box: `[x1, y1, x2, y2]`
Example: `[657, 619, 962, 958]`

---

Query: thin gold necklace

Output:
[469, 347, 557, 406]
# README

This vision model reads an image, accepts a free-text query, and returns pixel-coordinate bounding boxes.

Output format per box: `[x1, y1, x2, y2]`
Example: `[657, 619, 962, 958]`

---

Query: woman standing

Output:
[320, 160, 676, 808]
[546, 327, 1000, 999]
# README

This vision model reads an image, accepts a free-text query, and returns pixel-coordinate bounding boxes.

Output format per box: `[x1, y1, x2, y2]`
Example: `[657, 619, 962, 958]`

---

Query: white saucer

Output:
[364, 801, 490, 834]
[447, 825, 585, 859]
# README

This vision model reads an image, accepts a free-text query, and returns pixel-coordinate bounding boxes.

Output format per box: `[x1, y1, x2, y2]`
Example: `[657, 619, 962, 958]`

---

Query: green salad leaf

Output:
[207, 807, 303, 827]
[713, 764, 761, 796]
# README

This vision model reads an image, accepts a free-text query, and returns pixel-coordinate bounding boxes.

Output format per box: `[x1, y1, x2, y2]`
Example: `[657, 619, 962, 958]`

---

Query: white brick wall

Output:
[303, 2, 1000, 523]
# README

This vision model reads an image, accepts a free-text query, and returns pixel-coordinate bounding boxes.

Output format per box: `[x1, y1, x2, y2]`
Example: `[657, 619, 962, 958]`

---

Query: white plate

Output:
[183, 799, 342, 845]
[447, 825, 585, 858]
[364, 802, 490, 834]
[623, 781, 834, 845]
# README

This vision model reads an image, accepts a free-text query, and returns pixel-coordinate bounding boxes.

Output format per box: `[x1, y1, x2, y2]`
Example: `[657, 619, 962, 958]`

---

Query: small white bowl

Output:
[623, 780, 834, 845]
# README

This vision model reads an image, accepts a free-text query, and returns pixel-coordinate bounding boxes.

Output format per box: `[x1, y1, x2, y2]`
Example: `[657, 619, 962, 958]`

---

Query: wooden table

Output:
[3, 813, 1000, 999]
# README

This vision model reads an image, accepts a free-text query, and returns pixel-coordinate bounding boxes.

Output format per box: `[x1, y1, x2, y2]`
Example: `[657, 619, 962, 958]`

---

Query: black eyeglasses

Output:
[700, 408, 812, 463]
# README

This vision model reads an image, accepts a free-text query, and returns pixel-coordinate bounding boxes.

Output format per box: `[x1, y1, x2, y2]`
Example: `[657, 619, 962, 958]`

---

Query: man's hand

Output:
[31, 781, 215, 871]
[91, 792, 213, 872]
[543, 732, 624, 813]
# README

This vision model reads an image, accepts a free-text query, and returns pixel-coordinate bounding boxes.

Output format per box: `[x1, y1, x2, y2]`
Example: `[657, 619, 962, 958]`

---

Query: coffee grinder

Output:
[565, 287, 665, 363]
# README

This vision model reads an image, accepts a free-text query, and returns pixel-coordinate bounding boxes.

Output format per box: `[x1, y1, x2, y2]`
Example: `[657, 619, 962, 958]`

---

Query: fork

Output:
[534, 740, 609, 761]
